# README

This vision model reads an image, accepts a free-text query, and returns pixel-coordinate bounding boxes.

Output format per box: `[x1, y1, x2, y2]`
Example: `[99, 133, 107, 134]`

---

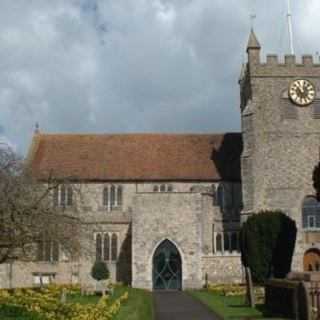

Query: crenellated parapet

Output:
[246, 30, 320, 77]
[249, 54, 320, 77]
[265, 54, 319, 67]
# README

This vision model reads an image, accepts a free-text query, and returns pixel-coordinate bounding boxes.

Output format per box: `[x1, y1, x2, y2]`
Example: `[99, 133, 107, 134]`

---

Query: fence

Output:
[266, 274, 320, 320]
[309, 281, 320, 319]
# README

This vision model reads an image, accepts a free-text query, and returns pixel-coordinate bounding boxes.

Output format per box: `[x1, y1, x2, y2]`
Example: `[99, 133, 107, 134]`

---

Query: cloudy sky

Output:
[0, 0, 319, 154]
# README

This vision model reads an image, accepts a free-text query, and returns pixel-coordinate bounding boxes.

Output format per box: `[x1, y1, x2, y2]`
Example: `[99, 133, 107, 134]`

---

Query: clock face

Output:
[289, 79, 316, 106]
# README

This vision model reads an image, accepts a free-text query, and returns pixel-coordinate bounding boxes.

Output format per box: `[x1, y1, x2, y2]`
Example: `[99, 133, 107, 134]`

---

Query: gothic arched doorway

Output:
[303, 249, 320, 271]
[153, 240, 182, 290]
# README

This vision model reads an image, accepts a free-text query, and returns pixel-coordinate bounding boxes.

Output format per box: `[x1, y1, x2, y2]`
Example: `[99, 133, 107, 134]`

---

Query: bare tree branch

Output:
[0, 144, 83, 263]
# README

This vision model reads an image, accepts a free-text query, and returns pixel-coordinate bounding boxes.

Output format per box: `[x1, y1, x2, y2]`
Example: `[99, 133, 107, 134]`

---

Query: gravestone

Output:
[245, 267, 255, 308]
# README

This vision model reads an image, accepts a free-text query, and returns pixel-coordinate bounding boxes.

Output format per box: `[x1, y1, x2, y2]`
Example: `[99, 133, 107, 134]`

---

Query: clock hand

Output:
[297, 81, 304, 92]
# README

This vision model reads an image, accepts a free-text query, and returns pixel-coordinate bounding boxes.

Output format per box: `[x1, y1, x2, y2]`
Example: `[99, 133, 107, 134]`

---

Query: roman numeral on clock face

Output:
[289, 79, 316, 106]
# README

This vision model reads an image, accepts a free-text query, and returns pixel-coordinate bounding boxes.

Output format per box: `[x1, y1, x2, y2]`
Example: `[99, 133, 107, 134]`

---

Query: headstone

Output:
[60, 288, 67, 304]
[205, 273, 209, 289]
[245, 267, 255, 308]
[297, 281, 312, 320]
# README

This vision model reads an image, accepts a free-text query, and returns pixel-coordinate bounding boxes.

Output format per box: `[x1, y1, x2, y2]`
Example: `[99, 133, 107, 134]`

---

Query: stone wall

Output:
[0, 181, 242, 289]
[0, 262, 80, 289]
[132, 192, 204, 290]
[240, 45, 320, 272]
[202, 255, 243, 284]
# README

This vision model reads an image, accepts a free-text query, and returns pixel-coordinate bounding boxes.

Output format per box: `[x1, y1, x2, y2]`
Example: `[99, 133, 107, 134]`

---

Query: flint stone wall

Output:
[132, 192, 203, 290]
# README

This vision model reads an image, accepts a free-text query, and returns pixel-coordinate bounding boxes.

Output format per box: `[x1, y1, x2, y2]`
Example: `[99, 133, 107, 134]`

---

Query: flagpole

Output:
[287, 0, 295, 55]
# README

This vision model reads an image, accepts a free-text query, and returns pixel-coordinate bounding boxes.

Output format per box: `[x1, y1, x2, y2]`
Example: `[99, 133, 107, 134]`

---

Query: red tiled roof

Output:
[28, 133, 242, 182]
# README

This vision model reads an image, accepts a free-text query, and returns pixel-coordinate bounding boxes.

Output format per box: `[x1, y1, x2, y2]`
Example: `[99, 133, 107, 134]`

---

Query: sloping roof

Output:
[28, 133, 242, 182]
[247, 29, 261, 51]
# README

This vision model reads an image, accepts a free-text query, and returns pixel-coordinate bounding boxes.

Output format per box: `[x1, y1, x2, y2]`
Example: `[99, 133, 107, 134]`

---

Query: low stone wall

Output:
[0, 261, 80, 289]
[0, 264, 10, 288]
[202, 255, 243, 284]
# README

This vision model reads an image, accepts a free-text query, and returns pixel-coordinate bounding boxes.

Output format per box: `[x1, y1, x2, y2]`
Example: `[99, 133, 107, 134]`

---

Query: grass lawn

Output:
[112, 286, 154, 320]
[189, 290, 286, 320]
[0, 286, 154, 320]
[68, 286, 154, 320]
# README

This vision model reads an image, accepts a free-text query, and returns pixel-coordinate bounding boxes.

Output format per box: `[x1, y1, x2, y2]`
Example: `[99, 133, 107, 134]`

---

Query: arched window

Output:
[96, 234, 102, 261]
[111, 234, 118, 261]
[224, 233, 230, 252]
[37, 239, 44, 261]
[67, 187, 73, 206]
[167, 185, 173, 192]
[104, 234, 110, 261]
[53, 185, 73, 207]
[44, 240, 52, 261]
[53, 187, 59, 207]
[216, 184, 224, 210]
[160, 184, 166, 192]
[211, 185, 216, 205]
[60, 186, 66, 207]
[117, 186, 123, 206]
[52, 241, 59, 262]
[103, 187, 109, 207]
[153, 185, 159, 192]
[231, 232, 238, 252]
[302, 196, 320, 229]
[110, 186, 116, 207]
[216, 234, 222, 253]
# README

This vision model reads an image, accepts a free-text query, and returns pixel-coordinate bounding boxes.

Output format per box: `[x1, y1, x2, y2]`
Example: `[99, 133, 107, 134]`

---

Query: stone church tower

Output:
[240, 30, 320, 270]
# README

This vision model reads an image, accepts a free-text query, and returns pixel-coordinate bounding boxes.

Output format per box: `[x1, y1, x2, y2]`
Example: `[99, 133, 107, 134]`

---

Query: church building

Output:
[1, 31, 320, 290]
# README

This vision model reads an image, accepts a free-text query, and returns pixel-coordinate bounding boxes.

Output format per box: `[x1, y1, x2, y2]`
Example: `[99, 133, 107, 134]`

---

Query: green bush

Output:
[240, 211, 297, 283]
[91, 261, 110, 281]
[313, 162, 320, 200]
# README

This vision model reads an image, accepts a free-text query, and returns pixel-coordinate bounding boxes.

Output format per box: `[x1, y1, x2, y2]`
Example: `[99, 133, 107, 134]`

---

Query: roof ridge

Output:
[36, 132, 241, 137]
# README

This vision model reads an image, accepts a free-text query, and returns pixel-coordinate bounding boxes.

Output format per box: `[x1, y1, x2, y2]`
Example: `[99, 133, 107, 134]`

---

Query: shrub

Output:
[313, 163, 320, 201]
[240, 210, 297, 283]
[91, 261, 110, 281]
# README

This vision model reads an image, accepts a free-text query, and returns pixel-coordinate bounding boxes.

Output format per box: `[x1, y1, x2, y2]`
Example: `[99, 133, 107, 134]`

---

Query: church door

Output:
[153, 240, 182, 290]
[304, 249, 320, 271]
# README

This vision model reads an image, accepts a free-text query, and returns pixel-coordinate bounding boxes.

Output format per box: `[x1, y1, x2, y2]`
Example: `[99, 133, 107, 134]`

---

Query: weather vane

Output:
[34, 122, 40, 134]
[250, 14, 256, 29]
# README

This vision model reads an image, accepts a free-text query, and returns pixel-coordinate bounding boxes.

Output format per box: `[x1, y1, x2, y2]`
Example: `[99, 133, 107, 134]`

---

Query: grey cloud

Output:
[0, 0, 318, 154]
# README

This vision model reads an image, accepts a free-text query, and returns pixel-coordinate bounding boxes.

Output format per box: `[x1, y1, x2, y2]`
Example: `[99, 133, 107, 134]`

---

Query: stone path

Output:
[153, 291, 220, 320]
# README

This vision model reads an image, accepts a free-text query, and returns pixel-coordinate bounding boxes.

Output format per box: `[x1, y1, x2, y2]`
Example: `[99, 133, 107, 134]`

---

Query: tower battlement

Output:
[264, 54, 320, 67]
[248, 54, 320, 78]
[246, 31, 320, 77]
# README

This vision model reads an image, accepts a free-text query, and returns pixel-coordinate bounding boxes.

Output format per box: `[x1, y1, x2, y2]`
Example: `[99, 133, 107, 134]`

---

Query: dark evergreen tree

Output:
[313, 163, 320, 201]
[240, 211, 297, 283]
[91, 261, 110, 281]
